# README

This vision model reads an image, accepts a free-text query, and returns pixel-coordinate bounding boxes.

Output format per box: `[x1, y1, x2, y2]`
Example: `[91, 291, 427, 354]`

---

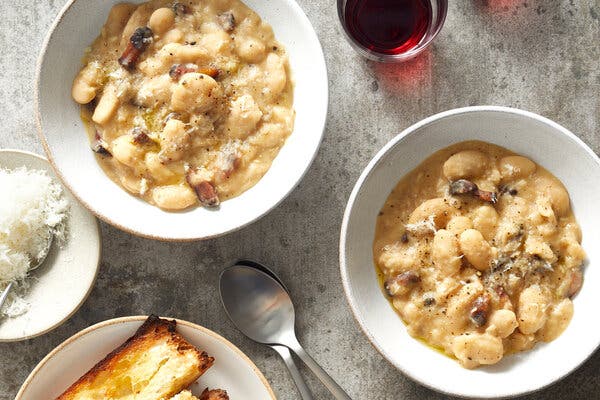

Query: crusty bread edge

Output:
[57, 315, 214, 400]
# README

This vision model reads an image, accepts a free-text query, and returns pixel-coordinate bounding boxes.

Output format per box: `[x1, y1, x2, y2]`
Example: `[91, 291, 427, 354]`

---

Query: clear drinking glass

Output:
[337, 0, 448, 62]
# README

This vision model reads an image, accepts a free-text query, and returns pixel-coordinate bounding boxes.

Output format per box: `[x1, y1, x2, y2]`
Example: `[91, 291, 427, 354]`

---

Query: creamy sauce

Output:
[374, 141, 585, 368]
[73, 0, 294, 210]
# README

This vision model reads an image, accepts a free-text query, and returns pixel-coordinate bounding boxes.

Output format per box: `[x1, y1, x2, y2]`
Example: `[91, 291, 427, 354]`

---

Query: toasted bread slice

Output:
[170, 389, 229, 400]
[57, 315, 214, 400]
[170, 390, 199, 400]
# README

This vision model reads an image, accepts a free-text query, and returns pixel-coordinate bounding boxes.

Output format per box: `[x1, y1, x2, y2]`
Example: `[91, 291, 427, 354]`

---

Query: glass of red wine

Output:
[338, 0, 447, 62]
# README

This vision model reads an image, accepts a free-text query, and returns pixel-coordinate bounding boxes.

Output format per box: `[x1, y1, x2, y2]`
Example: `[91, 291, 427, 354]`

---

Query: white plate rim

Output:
[0, 149, 101, 342]
[35, 0, 329, 242]
[15, 315, 276, 399]
[339, 105, 600, 399]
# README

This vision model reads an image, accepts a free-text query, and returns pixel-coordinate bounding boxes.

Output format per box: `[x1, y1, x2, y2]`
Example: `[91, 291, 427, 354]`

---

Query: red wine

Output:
[344, 0, 432, 55]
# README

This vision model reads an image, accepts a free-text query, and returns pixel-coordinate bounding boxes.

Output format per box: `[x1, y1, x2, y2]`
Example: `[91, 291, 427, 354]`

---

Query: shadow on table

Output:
[366, 50, 433, 97]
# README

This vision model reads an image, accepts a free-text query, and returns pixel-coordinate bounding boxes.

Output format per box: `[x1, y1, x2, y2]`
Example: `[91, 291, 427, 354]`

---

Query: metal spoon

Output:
[0, 234, 53, 312]
[223, 260, 313, 400]
[220, 261, 352, 400]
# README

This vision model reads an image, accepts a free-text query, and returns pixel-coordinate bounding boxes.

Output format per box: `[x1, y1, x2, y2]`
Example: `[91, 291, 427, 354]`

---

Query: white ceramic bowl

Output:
[340, 106, 600, 398]
[36, 0, 328, 241]
[0, 150, 100, 342]
[16, 316, 275, 399]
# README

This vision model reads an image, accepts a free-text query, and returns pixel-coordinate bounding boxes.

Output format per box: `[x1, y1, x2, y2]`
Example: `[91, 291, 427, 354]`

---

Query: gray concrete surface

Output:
[1, 0, 599, 399]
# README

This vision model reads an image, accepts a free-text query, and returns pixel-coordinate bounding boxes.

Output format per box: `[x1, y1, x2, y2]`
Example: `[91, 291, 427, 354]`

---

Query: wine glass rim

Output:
[336, 0, 448, 62]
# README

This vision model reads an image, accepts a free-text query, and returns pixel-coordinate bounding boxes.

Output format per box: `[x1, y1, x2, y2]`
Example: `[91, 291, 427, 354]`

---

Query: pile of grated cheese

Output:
[0, 167, 69, 317]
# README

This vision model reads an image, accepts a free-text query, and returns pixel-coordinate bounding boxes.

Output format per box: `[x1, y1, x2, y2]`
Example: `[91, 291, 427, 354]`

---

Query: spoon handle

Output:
[271, 345, 314, 400]
[0, 281, 14, 310]
[287, 338, 352, 400]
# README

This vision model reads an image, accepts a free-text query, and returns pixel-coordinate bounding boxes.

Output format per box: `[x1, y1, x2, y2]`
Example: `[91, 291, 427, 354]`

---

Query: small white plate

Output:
[37, 0, 328, 241]
[0, 150, 100, 342]
[340, 106, 600, 398]
[15, 316, 276, 399]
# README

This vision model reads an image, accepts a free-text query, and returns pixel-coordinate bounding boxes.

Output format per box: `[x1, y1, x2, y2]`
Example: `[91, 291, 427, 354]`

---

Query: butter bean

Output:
[452, 333, 503, 369]
[517, 284, 549, 335]
[171, 73, 221, 113]
[538, 299, 573, 342]
[408, 198, 454, 231]
[443, 150, 489, 180]
[92, 87, 119, 125]
[486, 309, 518, 338]
[432, 229, 461, 276]
[459, 229, 493, 271]
[499, 155, 536, 181]
[71, 63, 101, 104]
[446, 216, 472, 235]
[148, 8, 175, 34]
[152, 185, 197, 210]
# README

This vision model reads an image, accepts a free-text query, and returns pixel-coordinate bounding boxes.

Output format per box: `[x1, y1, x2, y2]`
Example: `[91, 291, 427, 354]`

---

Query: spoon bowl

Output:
[220, 264, 295, 345]
[30, 233, 55, 272]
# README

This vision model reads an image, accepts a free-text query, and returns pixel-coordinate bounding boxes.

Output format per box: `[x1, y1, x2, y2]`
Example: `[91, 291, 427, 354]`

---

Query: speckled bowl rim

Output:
[15, 315, 276, 399]
[0, 149, 101, 342]
[339, 105, 600, 399]
[35, 0, 329, 242]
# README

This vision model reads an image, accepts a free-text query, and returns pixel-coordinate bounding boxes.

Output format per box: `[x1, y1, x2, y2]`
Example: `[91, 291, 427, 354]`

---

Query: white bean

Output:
[199, 30, 231, 53]
[225, 94, 262, 139]
[538, 299, 573, 342]
[408, 198, 454, 230]
[111, 135, 142, 167]
[472, 205, 498, 241]
[524, 235, 556, 262]
[236, 37, 266, 63]
[145, 152, 176, 182]
[152, 185, 197, 210]
[148, 8, 175, 34]
[446, 216, 472, 235]
[517, 284, 549, 335]
[546, 181, 570, 217]
[443, 150, 489, 180]
[459, 229, 493, 271]
[499, 155, 536, 181]
[262, 53, 286, 100]
[136, 75, 173, 107]
[92, 87, 119, 125]
[71, 63, 101, 104]
[452, 333, 504, 369]
[486, 309, 518, 339]
[432, 229, 461, 276]
[158, 119, 190, 162]
[171, 73, 221, 113]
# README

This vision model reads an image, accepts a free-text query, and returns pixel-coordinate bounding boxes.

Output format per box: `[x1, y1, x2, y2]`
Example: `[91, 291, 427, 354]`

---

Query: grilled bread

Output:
[170, 390, 199, 400]
[57, 315, 214, 400]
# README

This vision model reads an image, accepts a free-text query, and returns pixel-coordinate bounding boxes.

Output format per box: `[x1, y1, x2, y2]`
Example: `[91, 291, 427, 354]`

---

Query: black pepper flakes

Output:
[423, 297, 436, 307]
